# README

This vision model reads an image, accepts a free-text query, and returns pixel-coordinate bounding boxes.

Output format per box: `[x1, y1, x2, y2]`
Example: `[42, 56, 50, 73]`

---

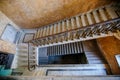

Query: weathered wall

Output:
[0, 40, 16, 54]
[0, 0, 116, 29]
[0, 11, 19, 54]
[0, 11, 19, 37]
[97, 36, 120, 75]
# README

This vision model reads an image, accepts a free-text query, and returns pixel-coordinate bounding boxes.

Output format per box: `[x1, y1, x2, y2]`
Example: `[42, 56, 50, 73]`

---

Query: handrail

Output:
[29, 18, 120, 42]
[30, 18, 120, 47]
[28, 43, 36, 71]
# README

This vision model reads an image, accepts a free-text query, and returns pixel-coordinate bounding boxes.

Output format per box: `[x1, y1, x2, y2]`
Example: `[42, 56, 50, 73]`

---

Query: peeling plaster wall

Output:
[0, 0, 116, 28]
[0, 11, 20, 36]
[0, 11, 19, 54]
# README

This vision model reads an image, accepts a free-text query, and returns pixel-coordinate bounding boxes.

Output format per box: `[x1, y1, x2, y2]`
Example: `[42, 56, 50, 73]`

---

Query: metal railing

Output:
[28, 43, 37, 71]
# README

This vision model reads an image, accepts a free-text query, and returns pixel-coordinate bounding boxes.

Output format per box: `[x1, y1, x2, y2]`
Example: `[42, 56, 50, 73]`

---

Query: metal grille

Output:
[0, 53, 9, 65]
[47, 42, 84, 56]
[0, 53, 14, 69]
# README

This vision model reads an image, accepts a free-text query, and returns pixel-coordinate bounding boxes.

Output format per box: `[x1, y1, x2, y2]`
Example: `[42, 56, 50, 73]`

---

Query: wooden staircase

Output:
[29, 3, 120, 47]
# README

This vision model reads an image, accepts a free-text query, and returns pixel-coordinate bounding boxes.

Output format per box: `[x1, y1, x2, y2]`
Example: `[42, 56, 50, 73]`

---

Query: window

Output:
[1, 24, 19, 43]
[115, 54, 120, 67]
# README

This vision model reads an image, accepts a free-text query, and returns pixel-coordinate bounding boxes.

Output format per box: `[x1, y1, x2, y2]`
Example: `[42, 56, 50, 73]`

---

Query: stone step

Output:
[47, 69, 107, 76]
[85, 51, 106, 64]
[16, 43, 37, 70]
[7, 76, 120, 80]
[88, 60, 105, 64]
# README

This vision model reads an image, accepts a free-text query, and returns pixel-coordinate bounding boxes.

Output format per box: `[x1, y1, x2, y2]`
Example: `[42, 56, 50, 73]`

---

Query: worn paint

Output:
[0, 0, 115, 28]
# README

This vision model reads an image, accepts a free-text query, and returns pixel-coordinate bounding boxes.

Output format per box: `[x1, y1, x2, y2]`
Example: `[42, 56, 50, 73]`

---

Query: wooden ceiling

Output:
[0, 0, 115, 29]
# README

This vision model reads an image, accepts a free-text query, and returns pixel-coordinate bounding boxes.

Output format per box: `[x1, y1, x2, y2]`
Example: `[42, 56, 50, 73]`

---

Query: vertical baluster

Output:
[34, 30, 38, 39]
[76, 42, 80, 53]
[59, 45, 62, 55]
[53, 46, 55, 56]
[75, 16, 82, 28]
[50, 25, 53, 35]
[53, 24, 56, 34]
[42, 27, 46, 37]
[58, 22, 62, 33]
[71, 17, 77, 29]
[66, 44, 69, 55]
[52, 25, 54, 35]
[81, 14, 88, 27]
[81, 42, 84, 53]
[78, 42, 82, 53]
[48, 26, 51, 36]
[46, 26, 49, 36]
[36, 30, 39, 38]
[63, 44, 67, 55]
[74, 42, 77, 54]
[38, 29, 41, 38]
[61, 45, 64, 55]
[99, 8, 108, 21]
[92, 10, 101, 23]
[56, 23, 58, 34]
[54, 45, 57, 56]
[64, 20, 67, 31]
[45, 27, 47, 36]
[66, 19, 71, 30]
[54, 24, 57, 34]
[86, 12, 95, 25]
[57, 45, 59, 55]
[40, 28, 43, 37]
[69, 43, 72, 54]
[71, 43, 75, 54]
[49, 46, 52, 56]
[62, 21, 66, 32]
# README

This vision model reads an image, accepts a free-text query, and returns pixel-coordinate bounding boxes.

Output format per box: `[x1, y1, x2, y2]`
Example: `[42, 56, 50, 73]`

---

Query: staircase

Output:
[29, 3, 120, 47]
[13, 43, 37, 71]
[3, 3, 120, 79]
[83, 40, 107, 64]
[85, 52, 106, 64]
[17, 64, 109, 76]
